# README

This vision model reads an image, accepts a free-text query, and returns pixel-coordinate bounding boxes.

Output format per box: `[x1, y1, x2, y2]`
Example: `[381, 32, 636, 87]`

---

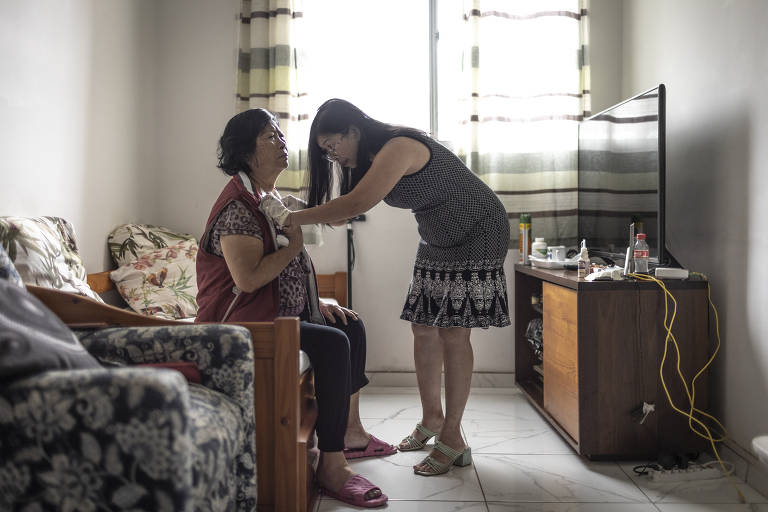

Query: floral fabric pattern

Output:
[108, 223, 196, 268]
[110, 241, 199, 320]
[206, 200, 264, 253]
[401, 257, 511, 329]
[0, 216, 102, 302]
[0, 323, 257, 511]
[0, 244, 24, 288]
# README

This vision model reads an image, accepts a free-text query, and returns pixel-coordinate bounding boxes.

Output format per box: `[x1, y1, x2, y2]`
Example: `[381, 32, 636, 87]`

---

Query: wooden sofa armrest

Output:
[28, 285, 179, 328]
[86, 270, 115, 294]
[26, 285, 309, 511]
[316, 271, 347, 307]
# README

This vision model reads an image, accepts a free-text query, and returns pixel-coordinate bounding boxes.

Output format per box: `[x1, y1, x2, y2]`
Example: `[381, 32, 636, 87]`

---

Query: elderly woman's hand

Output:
[318, 299, 358, 325]
[283, 221, 303, 251]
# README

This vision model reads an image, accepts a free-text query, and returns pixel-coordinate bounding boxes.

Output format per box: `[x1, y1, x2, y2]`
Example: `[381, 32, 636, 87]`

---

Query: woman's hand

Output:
[259, 194, 291, 227]
[318, 299, 358, 325]
[283, 221, 304, 252]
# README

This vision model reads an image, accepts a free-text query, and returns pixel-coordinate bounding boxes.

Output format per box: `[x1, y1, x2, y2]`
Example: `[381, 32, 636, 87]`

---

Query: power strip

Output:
[654, 267, 689, 279]
[649, 466, 724, 482]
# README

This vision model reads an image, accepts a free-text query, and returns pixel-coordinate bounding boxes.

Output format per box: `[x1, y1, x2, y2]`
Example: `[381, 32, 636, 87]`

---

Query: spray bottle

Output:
[578, 239, 590, 278]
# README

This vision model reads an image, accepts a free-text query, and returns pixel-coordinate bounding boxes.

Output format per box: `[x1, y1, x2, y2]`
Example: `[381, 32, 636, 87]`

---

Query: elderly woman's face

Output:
[251, 121, 288, 172]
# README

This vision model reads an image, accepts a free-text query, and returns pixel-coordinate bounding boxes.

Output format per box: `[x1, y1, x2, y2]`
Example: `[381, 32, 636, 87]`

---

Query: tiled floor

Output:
[314, 387, 768, 511]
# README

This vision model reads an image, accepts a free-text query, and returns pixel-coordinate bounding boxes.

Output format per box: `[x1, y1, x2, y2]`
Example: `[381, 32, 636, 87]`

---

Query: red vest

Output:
[195, 176, 280, 322]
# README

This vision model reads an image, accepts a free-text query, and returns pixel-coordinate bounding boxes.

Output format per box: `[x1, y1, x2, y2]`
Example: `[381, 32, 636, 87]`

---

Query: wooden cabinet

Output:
[514, 265, 710, 459]
[542, 283, 580, 443]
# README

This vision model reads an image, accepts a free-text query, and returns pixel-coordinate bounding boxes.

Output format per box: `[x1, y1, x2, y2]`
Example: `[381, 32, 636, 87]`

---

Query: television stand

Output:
[514, 264, 710, 459]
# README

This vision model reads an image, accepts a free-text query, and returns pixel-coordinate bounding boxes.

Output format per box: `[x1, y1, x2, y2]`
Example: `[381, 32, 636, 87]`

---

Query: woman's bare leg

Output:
[414, 327, 472, 471]
[399, 324, 445, 449]
[343, 392, 371, 448]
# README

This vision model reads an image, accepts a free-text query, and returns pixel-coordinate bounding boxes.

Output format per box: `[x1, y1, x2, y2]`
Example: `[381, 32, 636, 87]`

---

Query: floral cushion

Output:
[110, 241, 199, 319]
[0, 244, 24, 288]
[108, 223, 196, 267]
[0, 216, 102, 302]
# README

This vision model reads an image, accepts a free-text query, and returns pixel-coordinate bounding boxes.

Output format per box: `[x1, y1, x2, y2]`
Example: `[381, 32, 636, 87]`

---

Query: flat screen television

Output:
[578, 84, 666, 265]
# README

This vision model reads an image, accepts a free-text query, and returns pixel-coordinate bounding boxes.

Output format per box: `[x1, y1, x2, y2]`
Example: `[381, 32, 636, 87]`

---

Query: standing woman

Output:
[280, 99, 510, 476]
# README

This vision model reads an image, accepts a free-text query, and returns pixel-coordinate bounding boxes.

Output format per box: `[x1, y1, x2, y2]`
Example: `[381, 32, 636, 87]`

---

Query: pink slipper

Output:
[321, 474, 388, 508]
[343, 435, 398, 460]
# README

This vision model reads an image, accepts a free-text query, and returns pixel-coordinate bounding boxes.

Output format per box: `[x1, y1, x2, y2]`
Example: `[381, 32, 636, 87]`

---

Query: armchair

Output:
[0, 246, 258, 511]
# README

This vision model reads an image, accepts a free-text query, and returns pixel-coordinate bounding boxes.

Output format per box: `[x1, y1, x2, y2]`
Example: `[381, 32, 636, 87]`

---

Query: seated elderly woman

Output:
[195, 108, 393, 508]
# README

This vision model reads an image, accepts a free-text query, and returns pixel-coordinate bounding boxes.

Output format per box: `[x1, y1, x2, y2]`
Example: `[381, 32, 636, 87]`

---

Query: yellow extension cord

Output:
[628, 273, 745, 503]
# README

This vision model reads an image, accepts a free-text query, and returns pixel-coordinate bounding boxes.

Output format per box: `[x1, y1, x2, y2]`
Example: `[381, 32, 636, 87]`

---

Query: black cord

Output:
[633, 463, 660, 476]
[345, 215, 366, 309]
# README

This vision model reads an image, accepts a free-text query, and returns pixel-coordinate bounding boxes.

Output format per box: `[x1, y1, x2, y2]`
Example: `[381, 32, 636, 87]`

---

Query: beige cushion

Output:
[110, 240, 199, 320]
[0, 216, 102, 302]
[108, 223, 196, 267]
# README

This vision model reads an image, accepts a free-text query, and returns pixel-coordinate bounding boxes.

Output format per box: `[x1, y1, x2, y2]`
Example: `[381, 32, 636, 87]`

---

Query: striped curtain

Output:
[236, 0, 309, 193]
[455, 0, 591, 247]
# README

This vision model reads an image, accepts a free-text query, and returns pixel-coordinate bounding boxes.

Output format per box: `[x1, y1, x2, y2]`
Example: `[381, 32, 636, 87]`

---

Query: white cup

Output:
[547, 245, 566, 261]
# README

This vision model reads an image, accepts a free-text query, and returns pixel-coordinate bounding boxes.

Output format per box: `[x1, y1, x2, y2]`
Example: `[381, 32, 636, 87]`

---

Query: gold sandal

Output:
[413, 441, 472, 476]
[398, 423, 439, 452]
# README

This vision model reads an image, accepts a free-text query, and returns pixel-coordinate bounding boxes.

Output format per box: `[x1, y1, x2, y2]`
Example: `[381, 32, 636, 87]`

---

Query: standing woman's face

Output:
[317, 126, 360, 168]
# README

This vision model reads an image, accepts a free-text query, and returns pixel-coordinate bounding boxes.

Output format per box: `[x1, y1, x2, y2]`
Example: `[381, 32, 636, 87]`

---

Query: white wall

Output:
[621, 0, 768, 458]
[589, 0, 624, 113]
[151, 0, 240, 241]
[0, 0, 156, 271]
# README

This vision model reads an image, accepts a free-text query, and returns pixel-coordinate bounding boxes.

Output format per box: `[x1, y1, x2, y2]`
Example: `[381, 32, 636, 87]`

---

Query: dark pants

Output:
[299, 317, 370, 452]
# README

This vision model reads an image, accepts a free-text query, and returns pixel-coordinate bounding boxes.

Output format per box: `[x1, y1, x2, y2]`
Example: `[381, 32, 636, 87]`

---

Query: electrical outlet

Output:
[649, 466, 724, 482]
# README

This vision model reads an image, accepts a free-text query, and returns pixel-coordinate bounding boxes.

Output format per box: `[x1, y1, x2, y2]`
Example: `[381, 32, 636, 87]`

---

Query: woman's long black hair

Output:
[217, 108, 277, 177]
[306, 99, 425, 207]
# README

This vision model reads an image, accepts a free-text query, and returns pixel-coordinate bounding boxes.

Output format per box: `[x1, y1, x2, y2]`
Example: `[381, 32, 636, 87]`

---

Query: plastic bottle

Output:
[519, 213, 532, 264]
[578, 240, 590, 278]
[634, 233, 649, 274]
[532, 237, 547, 258]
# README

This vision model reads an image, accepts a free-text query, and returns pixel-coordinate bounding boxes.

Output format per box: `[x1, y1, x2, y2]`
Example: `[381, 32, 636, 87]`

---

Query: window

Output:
[435, 0, 465, 142]
[302, 1, 432, 132]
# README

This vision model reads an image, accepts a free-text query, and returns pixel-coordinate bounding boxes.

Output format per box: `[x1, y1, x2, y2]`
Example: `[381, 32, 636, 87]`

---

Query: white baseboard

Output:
[366, 371, 515, 388]
[715, 438, 768, 499]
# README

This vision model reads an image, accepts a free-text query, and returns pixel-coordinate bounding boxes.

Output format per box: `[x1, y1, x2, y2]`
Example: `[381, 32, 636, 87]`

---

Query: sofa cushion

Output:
[0, 280, 101, 382]
[109, 241, 199, 320]
[108, 223, 197, 267]
[0, 216, 102, 302]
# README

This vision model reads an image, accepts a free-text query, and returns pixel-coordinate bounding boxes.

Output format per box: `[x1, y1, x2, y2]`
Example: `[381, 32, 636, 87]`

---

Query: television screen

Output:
[578, 85, 665, 264]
